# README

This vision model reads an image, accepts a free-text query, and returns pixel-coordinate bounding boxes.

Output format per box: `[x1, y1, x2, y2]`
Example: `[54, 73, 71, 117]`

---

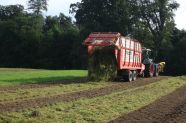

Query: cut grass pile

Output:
[0, 69, 87, 86]
[0, 82, 111, 102]
[88, 46, 117, 81]
[1, 76, 185, 123]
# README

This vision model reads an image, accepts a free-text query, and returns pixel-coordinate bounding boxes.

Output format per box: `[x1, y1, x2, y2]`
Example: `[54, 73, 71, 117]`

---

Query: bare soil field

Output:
[0, 76, 167, 113]
[109, 85, 186, 123]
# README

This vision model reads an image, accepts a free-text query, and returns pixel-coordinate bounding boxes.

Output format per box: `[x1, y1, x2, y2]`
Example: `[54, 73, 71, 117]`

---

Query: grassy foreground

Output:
[0, 76, 185, 123]
[0, 68, 87, 86]
[0, 82, 111, 102]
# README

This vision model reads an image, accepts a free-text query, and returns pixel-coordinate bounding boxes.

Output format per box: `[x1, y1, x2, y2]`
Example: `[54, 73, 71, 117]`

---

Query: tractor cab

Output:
[142, 48, 154, 65]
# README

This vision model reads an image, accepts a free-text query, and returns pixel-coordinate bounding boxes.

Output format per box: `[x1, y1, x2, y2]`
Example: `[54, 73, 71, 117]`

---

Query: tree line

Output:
[0, 0, 186, 75]
[0, 1, 86, 69]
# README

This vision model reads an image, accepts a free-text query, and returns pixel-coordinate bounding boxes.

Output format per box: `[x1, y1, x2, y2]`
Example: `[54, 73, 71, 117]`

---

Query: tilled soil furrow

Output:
[0, 84, 56, 92]
[0, 77, 167, 113]
[109, 85, 186, 123]
[160, 96, 186, 123]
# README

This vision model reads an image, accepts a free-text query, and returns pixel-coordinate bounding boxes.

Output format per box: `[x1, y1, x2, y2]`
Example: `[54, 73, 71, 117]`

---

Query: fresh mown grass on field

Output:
[0, 82, 111, 102]
[0, 69, 87, 86]
[1, 76, 185, 123]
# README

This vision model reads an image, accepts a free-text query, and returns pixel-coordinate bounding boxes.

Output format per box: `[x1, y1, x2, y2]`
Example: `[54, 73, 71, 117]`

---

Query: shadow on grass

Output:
[2, 76, 89, 85]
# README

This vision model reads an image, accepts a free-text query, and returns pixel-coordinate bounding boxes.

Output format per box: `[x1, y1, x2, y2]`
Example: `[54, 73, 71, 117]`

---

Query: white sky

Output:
[0, 0, 185, 30]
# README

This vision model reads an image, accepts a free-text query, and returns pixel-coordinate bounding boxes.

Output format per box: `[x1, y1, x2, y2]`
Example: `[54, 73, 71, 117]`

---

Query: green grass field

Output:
[0, 77, 185, 123]
[0, 68, 185, 123]
[0, 68, 112, 103]
[0, 68, 88, 86]
[0, 82, 111, 102]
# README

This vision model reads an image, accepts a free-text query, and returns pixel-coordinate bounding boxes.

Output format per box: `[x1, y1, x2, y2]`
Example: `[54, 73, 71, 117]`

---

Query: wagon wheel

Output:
[124, 70, 133, 82]
[132, 71, 137, 81]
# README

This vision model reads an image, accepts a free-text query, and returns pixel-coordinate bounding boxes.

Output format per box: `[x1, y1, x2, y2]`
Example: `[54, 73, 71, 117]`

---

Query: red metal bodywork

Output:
[84, 32, 145, 72]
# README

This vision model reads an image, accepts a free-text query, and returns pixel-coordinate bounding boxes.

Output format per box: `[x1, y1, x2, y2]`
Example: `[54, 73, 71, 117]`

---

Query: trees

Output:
[0, 5, 25, 20]
[0, 1, 184, 75]
[41, 14, 85, 69]
[166, 29, 186, 75]
[0, 3, 87, 69]
[71, 0, 179, 61]
[0, 5, 44, 67]
[70, 0, 136, 36]
[134, 0, 179, 57]
[0, 4, 85, 69]
[28, 0, 48, 15]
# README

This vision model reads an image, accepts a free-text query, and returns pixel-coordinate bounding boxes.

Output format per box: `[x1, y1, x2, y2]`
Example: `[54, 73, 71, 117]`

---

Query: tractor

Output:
[142, 48, 159, 77]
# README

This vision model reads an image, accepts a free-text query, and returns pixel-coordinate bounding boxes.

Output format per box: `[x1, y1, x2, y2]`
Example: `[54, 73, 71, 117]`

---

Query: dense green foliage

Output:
[0, 4, 86, 69]
[70, 0, 179, 59]
[70, 0, 186, 75]
[166, 29, 186, 75]
[0, 0, 186, 75]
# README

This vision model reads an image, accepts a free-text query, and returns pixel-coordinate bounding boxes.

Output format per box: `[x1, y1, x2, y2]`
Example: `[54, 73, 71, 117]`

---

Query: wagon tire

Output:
[132, 71, 137, 81]
[127, 71, 133, 82]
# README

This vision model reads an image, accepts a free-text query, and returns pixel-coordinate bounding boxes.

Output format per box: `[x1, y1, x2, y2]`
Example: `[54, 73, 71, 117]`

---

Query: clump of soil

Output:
[31, 111, 41, 117]
[88, 46, 117, 81]
[56, 108, 63, 111]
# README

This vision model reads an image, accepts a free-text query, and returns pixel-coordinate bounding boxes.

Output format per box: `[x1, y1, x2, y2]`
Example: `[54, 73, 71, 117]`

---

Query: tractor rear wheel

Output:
[144, 64, 154, 77]
[154, 64, 159, 77]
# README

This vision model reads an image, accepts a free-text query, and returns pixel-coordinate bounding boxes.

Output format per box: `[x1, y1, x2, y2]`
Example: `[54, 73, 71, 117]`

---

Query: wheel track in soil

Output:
[0, 76, 168, 113]
[109, 84, 186, 123]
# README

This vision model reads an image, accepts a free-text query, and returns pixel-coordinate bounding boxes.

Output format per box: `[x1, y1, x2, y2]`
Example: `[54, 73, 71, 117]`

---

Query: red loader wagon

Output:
[83, 32, 146, 82]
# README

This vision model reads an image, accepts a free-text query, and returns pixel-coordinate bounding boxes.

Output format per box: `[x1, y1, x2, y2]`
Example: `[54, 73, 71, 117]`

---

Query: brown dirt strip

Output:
[0, 76, 167, 113]
[109, 85, 186, 123]
[0, 77, 87, 92]
[0, 84, 56, 92]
